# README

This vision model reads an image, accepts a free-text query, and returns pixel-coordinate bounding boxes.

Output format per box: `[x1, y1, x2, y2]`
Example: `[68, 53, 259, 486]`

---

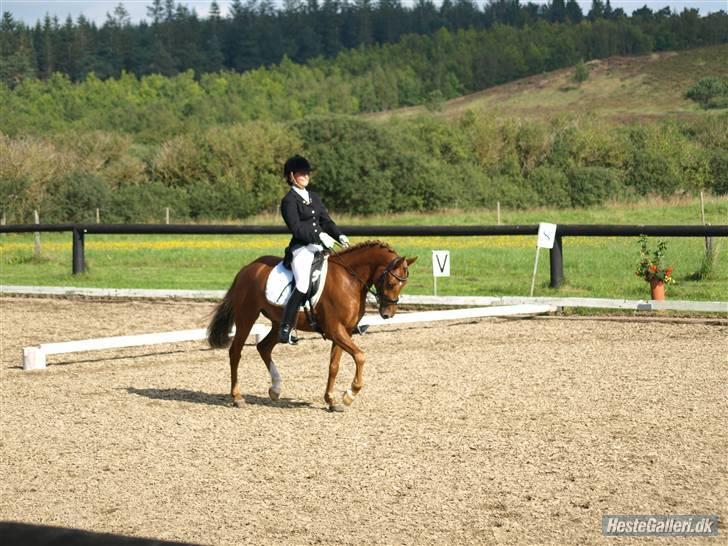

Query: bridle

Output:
[371, 256, 409, 306]
[328, 253, 409, 307]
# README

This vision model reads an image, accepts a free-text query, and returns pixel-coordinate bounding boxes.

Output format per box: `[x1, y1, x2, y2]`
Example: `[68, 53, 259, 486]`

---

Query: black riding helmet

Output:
[283, 155, 311, 184]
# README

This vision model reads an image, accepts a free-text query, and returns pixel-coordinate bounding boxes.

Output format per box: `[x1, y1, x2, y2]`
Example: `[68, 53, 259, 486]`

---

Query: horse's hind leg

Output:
[256, 325, 282, 401]
[229, 314, 257, 408]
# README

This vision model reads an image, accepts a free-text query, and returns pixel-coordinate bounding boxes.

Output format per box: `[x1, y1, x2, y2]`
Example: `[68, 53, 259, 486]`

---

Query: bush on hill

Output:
[686, 77, 728, 109]
[1, 112, 726, 223]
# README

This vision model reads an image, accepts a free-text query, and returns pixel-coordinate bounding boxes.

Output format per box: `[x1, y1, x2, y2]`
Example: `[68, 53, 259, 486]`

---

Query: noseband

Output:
[371, 257, 409, 306]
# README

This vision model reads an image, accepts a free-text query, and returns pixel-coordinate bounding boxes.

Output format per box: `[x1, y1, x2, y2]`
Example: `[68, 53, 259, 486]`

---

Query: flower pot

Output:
[650, 279, 665, 300]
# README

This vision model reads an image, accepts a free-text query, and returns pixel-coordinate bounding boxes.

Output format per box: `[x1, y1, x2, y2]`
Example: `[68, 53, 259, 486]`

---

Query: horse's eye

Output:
[386, 283, 395, 290]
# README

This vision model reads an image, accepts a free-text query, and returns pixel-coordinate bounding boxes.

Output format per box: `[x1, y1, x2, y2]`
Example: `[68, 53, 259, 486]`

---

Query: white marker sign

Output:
[537, 222, 558, 249]
[432, 250, 450, 277]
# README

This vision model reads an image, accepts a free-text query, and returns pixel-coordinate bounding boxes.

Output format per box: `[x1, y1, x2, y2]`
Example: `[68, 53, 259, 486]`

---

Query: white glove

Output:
[339, 235, 350, 248]
[319, 232, 336, 249]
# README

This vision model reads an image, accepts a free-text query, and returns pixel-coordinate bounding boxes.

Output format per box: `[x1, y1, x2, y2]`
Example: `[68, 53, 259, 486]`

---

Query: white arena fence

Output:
[3, 284, 727, 313]
[5, 284, 725, 371]
[20, 304, 556, 371]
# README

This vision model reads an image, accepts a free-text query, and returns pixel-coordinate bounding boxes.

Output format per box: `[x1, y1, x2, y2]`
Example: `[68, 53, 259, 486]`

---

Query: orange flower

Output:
[649, 265, 657, 272]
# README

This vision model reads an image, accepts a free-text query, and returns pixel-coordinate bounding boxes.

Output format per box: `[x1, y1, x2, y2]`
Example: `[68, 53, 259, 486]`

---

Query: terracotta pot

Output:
[650, 279, 665, 300]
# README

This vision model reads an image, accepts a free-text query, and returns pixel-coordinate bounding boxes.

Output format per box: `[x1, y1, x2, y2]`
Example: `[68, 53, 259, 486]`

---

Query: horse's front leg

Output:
[329, 327, 366, 408]
[325, 344, 345, 412]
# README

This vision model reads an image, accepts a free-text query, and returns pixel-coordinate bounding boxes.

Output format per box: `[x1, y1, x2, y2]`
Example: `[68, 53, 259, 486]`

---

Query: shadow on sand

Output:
[125, 387, 316, 410]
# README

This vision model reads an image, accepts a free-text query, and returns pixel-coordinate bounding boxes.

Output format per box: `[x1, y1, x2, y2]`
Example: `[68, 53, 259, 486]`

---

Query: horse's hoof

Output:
[328, 404, 346, 413]
[342, 390, 355, 406]
[268, 387, 281, 402]
[232, 398, 245, 408]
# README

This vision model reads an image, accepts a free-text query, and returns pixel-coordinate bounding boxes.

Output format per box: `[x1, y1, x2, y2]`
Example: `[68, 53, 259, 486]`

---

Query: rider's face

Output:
[291, 171, 310, 189]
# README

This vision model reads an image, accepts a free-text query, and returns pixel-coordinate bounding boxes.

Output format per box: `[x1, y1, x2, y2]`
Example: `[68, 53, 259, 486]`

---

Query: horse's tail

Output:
[207, 274, 239, 348]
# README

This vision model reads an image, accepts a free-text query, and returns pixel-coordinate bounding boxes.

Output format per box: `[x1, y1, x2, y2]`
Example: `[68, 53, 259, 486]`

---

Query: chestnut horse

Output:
[207, 241, 417, 411]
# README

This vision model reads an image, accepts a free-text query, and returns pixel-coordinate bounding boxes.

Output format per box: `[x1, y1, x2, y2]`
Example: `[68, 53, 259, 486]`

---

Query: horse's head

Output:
[373, 255, 417, 319]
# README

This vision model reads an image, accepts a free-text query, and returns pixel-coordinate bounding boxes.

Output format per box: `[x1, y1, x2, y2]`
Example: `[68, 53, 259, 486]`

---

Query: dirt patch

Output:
[1, 297, 726, 545]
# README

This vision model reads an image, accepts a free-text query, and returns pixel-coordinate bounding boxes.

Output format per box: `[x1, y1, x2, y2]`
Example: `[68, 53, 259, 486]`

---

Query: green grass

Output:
[2, 197, 726, 302]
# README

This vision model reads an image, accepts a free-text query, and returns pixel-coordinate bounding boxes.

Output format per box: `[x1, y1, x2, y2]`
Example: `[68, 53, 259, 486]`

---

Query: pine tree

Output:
[604, 0, 613, 20]
[565, 0, 583, 23]
[0, 13, 38, 86]
[549, 0, 567, 23]
[147, 0, 164, 25]
[588, 0, 604, 21]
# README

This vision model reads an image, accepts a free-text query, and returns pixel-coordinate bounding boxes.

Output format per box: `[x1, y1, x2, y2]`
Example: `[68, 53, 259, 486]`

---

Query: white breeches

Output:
[291, 244, 322, 294]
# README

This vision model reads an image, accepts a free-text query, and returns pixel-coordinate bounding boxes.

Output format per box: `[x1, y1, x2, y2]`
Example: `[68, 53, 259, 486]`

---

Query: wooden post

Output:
[33, 210, 41, 258]
[496, 201, 501, 225]
[1, 210, 5, 238]
[700, 191, 713, 255]
[96, 208, 100, 224]
[165, 207, 170, 225]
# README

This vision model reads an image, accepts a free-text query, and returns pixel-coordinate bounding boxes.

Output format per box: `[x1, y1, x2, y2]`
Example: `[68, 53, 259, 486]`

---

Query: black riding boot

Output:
[279, 289, 306, 345]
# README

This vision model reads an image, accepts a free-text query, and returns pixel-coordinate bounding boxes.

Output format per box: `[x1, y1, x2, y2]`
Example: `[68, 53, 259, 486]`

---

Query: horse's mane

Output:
[335, 240, 398, 258]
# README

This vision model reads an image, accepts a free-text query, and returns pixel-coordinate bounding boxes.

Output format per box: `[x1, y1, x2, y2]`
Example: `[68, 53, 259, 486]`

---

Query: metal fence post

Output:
[72, 226, 86, 274]
[549, 235, 564, 288]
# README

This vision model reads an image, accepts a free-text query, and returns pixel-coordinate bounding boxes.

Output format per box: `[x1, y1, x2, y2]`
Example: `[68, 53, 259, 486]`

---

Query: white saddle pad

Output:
[265, 258, 329, 308]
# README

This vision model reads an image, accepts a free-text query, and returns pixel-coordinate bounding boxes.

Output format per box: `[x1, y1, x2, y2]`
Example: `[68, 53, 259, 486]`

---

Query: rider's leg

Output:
[278, 289, 306, 344]
[278, 246, 315, 344]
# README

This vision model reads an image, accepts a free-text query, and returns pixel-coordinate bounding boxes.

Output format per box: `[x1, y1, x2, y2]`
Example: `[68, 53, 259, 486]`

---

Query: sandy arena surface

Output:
[0, 296, 726, 545]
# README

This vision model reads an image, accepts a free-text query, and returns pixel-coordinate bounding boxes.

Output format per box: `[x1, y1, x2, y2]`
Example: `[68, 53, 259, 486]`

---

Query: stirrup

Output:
[279, 324, 299, 345]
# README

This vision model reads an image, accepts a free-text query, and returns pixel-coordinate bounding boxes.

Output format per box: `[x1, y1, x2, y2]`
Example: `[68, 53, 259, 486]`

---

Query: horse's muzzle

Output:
[379, 306, 396, 319]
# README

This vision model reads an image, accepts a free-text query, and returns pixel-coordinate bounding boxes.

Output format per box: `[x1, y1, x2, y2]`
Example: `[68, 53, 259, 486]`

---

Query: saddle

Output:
[264, 252, 328, 310]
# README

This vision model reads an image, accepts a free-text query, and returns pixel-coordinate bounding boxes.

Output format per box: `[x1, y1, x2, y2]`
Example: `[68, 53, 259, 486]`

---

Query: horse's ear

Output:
[406, 256, 418, 266]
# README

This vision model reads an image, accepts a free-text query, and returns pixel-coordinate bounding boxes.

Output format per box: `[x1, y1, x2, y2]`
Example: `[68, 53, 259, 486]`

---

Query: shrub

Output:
[293, 116, 398, 214]
[515, 122, 552, 173]
[0, 133, 73, 214]
[424, 90, 445, 112]
[109, 181, 188, 222]
[708, 150, 728, 195]
[0, 177, 30, 223]
[51, 131, 147, 187]
[488, 174, 539, 209]
[557, 120, 629, 169]
[527, 166, 571, 208]
[686, 77, 728, 109]
[623, 124, 708, 196]
[42, 172, 111, 222]
[567, 167, 625, 207]
[151, 121, 298, 218]
[572, 60, 589, 84]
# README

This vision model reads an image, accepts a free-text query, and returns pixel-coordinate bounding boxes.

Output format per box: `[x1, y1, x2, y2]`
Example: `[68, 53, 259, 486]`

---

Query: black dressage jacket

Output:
[280, 188, 343, 267]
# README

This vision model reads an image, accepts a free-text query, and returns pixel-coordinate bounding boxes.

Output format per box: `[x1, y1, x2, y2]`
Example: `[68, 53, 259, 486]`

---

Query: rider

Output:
[279, 155, 349, 345]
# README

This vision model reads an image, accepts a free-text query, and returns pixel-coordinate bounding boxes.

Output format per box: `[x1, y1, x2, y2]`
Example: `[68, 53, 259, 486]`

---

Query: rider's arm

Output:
[316, 197, 343, 240]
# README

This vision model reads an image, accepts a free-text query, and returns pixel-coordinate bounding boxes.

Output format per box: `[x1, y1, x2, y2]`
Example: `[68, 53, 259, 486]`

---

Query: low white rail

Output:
[3, 285, 726, 313]
[21, 304, 556, 370]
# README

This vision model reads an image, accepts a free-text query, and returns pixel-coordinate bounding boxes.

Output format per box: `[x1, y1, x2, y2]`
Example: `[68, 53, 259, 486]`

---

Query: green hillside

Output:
[370, 45, 728, 122]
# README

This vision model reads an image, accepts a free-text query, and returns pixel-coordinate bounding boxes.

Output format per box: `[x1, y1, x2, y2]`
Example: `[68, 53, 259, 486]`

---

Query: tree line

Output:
[1, 0, 727, 86]
[2, 113, 726, 223]
[2, 19, 727, 140]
